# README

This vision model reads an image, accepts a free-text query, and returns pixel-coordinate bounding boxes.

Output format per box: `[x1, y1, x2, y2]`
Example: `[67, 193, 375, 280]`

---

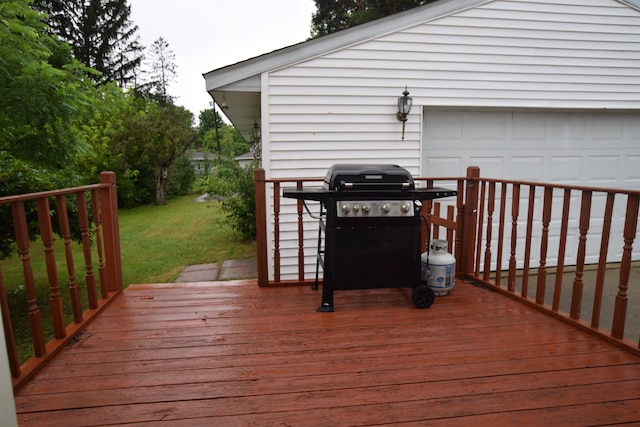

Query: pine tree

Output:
[33, 0, 143, 86]
[311, 0, 436, 38]
[147, 37, 177, 104]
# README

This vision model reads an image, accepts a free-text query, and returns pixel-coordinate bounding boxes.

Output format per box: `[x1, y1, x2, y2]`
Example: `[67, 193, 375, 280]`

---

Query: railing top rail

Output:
[264, 176, 467, 185]
[262, 173, 639, 196]
[0, 182, 110, 205]
[263, 177, 324, 184]
[465, 176, 640, 196]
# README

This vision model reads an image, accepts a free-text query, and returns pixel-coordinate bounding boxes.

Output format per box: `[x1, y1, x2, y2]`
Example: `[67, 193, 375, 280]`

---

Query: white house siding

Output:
[261, 0, 640, 281]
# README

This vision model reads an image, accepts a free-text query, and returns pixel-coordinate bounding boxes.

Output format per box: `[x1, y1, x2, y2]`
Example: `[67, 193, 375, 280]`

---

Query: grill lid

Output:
[323, 164, 414, 191]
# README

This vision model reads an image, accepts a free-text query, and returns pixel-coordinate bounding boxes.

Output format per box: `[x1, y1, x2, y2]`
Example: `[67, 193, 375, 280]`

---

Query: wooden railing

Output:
[462, 168, 640, 356]
[0, 172, 123, 391]
[255, 167, 640, 355]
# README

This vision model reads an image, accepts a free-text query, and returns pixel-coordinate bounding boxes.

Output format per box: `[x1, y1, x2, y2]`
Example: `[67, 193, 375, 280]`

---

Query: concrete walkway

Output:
[175, 259, 257, 282]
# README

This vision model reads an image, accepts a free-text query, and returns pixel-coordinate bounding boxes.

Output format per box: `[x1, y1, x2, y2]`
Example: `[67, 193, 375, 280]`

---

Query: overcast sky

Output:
[129, 0, 316, 121]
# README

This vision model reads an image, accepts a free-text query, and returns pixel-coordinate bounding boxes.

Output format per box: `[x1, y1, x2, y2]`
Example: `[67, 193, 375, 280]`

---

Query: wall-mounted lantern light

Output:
[396, 86, 412, 140]
[251, 121, 261, 161]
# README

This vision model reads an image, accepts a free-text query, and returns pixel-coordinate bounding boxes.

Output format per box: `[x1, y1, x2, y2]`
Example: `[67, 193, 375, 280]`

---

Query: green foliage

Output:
[311, 0, 435, 37]
[0, 0, 99, 169]
[92, 96, 196, 207]
[200, 159, 257, 241]
[166, 155, 196, 197]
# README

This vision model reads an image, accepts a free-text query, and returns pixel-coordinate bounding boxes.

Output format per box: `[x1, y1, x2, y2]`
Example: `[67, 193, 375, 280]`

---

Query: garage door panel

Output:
[468, 112, 508, 145]
[550, 114, 587, 141]
[510, 156, 544, 181]
[512, 113, 547, 144]
[586, 155, 620, 184]
[424, 112, 463, 145]
[468, 156, 504, 177]
[549, 156, 583, 183]
[424, 156, 463, 176]
[623, 155, 640, 184]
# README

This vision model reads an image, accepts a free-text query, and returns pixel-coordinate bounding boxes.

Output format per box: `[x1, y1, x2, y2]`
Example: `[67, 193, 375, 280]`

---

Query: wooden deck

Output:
[13, 279, 640, 426]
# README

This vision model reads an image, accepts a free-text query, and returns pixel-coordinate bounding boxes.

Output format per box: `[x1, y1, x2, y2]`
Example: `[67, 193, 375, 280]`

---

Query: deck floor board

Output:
[14, 279, 640, 426]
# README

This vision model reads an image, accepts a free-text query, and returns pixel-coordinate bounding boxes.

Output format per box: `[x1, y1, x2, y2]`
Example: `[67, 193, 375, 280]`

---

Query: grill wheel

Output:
[411, 285, 435, 309]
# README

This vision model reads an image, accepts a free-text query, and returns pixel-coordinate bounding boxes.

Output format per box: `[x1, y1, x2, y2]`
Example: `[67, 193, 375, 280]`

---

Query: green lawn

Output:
[118, 194, 256, 285]
[1, 194, 256, 362]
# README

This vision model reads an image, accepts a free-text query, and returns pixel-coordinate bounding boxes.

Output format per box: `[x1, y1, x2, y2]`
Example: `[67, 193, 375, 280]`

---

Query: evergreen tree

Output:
[146, 37, 177, 104]
[311, 0, 435, 37]
[32, 0, 143, 86]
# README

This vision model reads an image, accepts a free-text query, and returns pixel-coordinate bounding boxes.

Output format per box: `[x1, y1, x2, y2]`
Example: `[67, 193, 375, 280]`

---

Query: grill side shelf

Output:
[282, 187, 457, 202]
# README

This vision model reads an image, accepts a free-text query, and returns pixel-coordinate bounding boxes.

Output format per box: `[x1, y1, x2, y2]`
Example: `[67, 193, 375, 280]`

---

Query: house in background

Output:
[203, 0, 640, 280]
[188, 151, 215, 175]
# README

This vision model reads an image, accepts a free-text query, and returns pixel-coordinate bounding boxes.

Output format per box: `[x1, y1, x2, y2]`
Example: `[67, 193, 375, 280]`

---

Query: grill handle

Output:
[338, 181, 411, 190]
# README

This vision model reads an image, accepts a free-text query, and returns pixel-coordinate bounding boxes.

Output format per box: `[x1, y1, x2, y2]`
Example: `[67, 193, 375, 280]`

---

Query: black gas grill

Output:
[284, 164, 456, 312]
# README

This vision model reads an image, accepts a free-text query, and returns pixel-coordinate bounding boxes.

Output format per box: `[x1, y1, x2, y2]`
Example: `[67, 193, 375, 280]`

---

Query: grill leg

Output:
[318, 261, 334, 311]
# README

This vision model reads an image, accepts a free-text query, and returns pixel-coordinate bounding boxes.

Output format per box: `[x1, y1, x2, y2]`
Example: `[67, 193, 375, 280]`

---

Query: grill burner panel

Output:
[336, 200, 415, 218]
[283, 164, 457, 312]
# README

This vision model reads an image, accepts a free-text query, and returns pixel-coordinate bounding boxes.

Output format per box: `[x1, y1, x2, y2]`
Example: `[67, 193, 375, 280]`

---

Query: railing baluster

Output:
[495, 182, 507, 287]
[521, 186, 535, 298]
[446, 205, 455, 252]
[91, 190, 108, 299]
[11, 201, 46, 357]
[553, 189, 571, 312]
[36, 197, 66, 339]
[536, 187, 553, 305]
[475, 181, 486, 276]
[273, 182, 281, 283]
[0, 265, 20, 377]
[432, 203, 441, 240]
[612, 195, 639, 339]
[592, 193, 615, 329]
[56, 195, 83, 323]
[508, 184, 520, 292]
[454, 178, 465, 272]
[570, 191, 592, 320]
[76, 192, 98, 309]
[483, 182, 495, 281]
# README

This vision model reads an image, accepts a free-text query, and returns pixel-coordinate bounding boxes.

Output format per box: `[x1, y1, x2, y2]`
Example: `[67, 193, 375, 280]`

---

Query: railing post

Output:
[612, 194, 639, 339]
[254, 168, 269, 287]
[99, 172, 123, 292]
[460, 167, 480, 274]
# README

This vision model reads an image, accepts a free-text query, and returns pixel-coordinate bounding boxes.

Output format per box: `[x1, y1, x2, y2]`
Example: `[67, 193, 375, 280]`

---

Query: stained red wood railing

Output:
[255, 167, 639, 355]
[462, 174, 640, 356]
[0, 171, 123, 391]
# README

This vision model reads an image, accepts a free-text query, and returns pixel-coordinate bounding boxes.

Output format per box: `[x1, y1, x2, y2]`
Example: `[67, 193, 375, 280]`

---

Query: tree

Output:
[108, 99, 196, 205]
[146, 37, 177, 104]
[311, 0, 435, 37]
[32, 0, 143, 86]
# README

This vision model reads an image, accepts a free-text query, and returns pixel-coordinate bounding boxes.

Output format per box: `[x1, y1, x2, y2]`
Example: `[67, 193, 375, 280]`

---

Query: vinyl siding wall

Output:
[262, 0, 640, 280]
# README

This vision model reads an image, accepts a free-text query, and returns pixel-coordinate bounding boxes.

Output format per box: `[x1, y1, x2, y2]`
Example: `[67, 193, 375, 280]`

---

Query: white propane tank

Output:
[425, 239, 455, 296]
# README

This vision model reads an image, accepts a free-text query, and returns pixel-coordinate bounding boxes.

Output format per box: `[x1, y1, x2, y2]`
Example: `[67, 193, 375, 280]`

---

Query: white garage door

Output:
[421, 110, 640, 266]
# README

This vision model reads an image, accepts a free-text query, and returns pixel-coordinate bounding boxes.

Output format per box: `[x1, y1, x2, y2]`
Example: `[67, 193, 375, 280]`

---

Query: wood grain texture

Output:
[14, 279, 640, 426]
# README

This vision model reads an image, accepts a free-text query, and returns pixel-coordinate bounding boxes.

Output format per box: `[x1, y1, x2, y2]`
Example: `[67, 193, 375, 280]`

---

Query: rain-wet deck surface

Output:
[14, 279, 640, 426]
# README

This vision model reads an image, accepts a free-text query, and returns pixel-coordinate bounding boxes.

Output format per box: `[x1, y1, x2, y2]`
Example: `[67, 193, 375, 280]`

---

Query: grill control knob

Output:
[362, 203, 371, 214]
[401, 202, 411, 213]
[381, 203, 391, 214]
[352, 204, 360, 213]
[341, 203, 350, 214]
